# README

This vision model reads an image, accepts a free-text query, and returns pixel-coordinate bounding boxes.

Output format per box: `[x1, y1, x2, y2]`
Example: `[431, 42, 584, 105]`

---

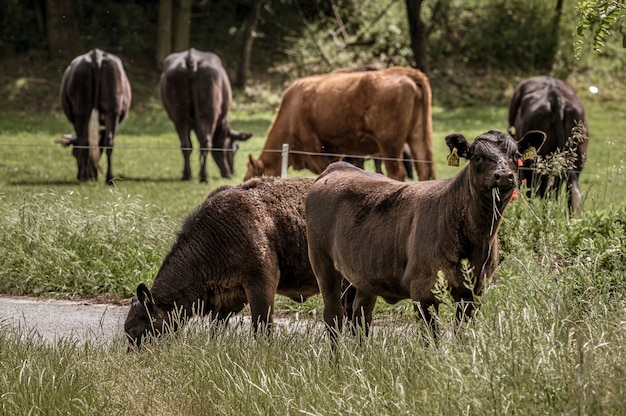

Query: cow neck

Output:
[151, 260, 204, 316]
[446, 165, 509, 243]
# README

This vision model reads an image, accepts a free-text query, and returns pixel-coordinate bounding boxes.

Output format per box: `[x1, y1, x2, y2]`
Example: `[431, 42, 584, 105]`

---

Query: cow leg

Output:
[245, 269, 278, 335]
[407, 141, 435, 181]
[380, 151, 406, 181]
[195, 128, 210, 183]
[568, 171, 582, 212]
[176, 125, 193, 181]
[102, 115, 118, 185]
[311, 257, 345, 341]
[341, 279, 357, 321]
[350, 290, 376, 338]
[72, 115, 98, 181]
[413, 300, 438, 337]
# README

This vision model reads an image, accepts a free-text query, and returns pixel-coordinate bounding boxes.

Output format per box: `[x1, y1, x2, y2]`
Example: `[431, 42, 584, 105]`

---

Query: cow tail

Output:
[408, 70, 435, 180]
[89, 49, 102, 172]
[550, 89, 567, 149]
[186, 50, 198, 136]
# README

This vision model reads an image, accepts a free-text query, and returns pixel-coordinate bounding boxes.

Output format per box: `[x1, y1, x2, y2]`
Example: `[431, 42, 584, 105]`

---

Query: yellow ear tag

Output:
[447, 147, 460, 166]
[522, 146, 537, 160]
[509, 126, 516, 136]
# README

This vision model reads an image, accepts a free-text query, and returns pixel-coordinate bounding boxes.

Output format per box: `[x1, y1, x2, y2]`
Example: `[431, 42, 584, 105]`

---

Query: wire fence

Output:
[0, 140, 594, 178]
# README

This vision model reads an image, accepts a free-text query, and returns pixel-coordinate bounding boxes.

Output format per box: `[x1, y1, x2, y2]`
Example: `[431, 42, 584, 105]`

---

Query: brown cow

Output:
[160, 48, 252, 181]
[124, 176, 319, 350]
[508, 76, 588, 212]
[306, 130, 545, 339]
[244, 67, 435, 182]
[59, 49, 132, 185]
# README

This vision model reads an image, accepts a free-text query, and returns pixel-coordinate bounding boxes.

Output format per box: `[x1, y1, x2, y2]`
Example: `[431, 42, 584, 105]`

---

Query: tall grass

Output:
[0, 189, 175, 298]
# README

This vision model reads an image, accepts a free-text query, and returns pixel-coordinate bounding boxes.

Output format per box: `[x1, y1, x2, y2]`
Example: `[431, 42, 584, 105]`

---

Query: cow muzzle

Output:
[492, 168, 515, 191]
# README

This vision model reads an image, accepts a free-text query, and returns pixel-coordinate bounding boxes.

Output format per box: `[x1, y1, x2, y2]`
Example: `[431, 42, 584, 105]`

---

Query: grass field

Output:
[1, 66, 626, 413]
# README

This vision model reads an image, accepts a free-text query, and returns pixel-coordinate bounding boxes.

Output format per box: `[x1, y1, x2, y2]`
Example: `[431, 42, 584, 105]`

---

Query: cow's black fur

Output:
[508, 76, 588, 212]
[60, 49, 132, 184]
[160, 48, 252, 181]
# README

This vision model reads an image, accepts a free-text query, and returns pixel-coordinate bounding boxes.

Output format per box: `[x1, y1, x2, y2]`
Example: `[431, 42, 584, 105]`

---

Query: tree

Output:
[155, 0, 192, 67]
[575, 0, 626, 56]
[156, 0, 173, 67]
[405, 0, 429, 74]
[235, 0, 263, 88]
[44, 0, 82, 60]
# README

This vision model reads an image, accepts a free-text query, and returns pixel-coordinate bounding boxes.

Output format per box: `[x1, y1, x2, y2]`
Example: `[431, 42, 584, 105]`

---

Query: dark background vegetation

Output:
[1, 0, 624, 113]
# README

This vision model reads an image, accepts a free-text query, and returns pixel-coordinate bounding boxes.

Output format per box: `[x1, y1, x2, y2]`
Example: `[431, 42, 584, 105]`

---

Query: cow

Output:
[160, 48, 252, 182]
[124, 176, 320, 350]
[59, 49, 132, 185]
[508, 76, 588, 212]
[244, 66, 435, 182]
[305, 130, 546, 341]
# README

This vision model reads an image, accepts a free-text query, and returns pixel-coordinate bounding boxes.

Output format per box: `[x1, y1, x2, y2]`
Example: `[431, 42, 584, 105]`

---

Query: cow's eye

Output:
[473, 155, 482, 163]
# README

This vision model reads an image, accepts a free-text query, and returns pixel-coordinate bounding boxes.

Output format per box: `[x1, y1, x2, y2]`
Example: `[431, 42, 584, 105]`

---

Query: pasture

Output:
[1, 75, 626, 413]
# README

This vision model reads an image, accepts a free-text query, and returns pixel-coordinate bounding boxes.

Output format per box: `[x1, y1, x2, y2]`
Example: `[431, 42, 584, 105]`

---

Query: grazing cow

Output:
[124, 176, 319, 350]
[508, 76, 588, 212]
[306, 130, 546, 339]
[59, 49, 132, 184]
[244, 66, 435, 182]
[160, 48, 252, 181]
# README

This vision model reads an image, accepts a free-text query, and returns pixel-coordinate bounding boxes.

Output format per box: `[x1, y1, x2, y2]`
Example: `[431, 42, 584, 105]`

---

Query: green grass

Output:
[1, 57, 626, 414]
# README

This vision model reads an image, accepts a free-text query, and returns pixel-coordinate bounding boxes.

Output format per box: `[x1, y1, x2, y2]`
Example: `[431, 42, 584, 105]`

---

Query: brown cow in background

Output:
[59, 49, 132, 185]
[160, 48, 252, 182]
[244, 67, 435, 182]
[508, 76, 588, 212]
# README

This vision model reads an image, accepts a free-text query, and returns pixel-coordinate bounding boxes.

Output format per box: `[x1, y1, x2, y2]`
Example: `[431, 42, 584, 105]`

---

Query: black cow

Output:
[124, 177, 320, 350]
[160, 48, 252, 181]
[59, 49, 132, 184]
[306, 130, 546, 340]
[508, 76, 588, 212]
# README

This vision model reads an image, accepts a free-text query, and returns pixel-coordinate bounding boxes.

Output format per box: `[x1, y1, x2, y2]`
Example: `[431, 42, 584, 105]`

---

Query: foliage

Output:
[426, 0, 560, 71]
[575, 0, 626, 57]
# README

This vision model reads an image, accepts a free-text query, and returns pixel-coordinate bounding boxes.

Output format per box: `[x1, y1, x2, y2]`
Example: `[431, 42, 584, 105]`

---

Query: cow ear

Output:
[517, 130, 546, 160]
[445, 134, 471, 166]
[136, 283, 154, 307]
[248, 154, 256, 167]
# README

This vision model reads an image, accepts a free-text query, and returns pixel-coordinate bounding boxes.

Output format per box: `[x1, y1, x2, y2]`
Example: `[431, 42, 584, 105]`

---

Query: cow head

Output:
[124, 283, 169, 351]
[244, 154, 265, 181]
[222, 129, 253, 178]
[446, 129, 546, 201]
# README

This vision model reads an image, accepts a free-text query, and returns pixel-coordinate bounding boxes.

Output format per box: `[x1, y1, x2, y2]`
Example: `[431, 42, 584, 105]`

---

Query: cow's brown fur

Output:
[60, 49, 132, 184]
[124, 177, 319, 349]
[244, 67, 435, 182]
[508, 76, 588, 212]
[306, 130, 545, 338]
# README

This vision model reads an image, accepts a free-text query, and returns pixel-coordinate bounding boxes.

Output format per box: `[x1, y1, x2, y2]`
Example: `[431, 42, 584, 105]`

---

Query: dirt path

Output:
[0, 295, 129, 345]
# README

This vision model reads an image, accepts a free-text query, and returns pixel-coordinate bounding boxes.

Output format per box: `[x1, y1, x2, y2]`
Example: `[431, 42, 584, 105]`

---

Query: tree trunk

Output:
[235, 0, 263, 88]
[45, 0, 82, 60]
[405, 0, 430, 75]
[172, 0, 192, 53]
[156, 0, 173, 68]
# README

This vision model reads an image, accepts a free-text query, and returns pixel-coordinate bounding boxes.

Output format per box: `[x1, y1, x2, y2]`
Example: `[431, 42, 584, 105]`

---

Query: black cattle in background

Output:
[508, 76, 588, 212]
[59, 49, 132, 185]
[160, 48, 252, 181]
